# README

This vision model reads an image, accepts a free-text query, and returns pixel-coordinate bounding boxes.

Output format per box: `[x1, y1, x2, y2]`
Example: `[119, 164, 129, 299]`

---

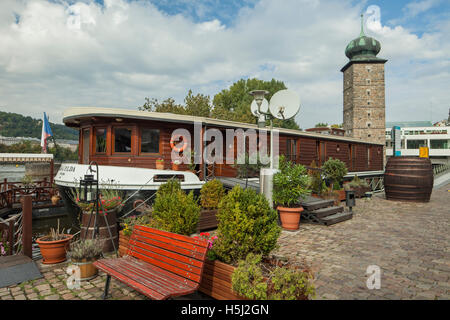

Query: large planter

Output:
[199, 259, 246, 300]
[336, 189, 345, 201]
[171, 163, 180, 171]
[277, 206, 304, 231]
[80, 208, 119, 253]
[71, 258, 99, 281]
[36, 234, 74, 264]
[196, 209, 218, 233]
[118, 230, 131, 257]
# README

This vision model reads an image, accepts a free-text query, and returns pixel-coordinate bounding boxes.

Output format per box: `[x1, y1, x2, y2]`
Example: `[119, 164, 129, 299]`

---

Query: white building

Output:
[385, 126, 450, 164]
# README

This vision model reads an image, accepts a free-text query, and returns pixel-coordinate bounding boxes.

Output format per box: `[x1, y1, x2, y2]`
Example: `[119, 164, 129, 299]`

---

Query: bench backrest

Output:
[127, 225, 209, 285]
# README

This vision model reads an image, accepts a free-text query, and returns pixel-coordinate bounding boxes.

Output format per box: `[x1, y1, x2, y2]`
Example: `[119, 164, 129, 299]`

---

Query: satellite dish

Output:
[250, 98, 269, 117]
[269, 89, 300, 120]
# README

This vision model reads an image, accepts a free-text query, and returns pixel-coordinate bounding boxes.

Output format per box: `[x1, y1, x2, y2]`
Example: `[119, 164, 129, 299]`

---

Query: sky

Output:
[0, 0, 449, 129]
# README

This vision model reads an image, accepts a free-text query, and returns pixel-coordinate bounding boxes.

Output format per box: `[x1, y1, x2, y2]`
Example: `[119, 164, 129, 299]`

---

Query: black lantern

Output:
[345, 190, 355, 212]
[79, 174, 98, 203]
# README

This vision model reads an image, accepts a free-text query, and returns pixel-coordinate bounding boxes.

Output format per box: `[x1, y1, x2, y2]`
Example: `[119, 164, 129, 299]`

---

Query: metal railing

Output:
[433, 163, 450, 177]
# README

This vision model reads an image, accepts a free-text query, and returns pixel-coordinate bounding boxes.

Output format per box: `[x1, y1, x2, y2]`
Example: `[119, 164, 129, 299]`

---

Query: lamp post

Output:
[249, 90, 278, 207]
[79, 162, 99, 239]
[249, 90, 274, 169]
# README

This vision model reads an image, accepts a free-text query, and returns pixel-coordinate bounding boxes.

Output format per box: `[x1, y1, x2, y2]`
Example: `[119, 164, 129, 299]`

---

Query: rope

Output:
[121, 176, 155, 205]
[120, 193, 156, 219]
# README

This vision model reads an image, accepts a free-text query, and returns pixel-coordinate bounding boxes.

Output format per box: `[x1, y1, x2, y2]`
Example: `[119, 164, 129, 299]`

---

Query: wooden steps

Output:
[300, 196, 352, 226]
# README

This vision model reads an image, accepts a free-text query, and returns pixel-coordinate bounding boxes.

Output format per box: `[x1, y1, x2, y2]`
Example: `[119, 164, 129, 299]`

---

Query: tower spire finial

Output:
[360, 13, 365, 37]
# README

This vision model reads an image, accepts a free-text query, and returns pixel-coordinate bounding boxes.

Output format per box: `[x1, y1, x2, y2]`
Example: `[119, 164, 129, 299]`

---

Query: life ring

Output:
[170, 134, 187, 152]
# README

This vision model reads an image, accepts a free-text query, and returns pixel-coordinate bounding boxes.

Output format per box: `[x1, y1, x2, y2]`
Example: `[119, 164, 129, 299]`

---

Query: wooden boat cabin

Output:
[63, 107, 384, 179]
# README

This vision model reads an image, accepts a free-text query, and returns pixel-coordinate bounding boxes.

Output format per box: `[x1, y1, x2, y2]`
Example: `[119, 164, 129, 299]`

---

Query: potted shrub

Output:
[322, 158, 348, 201]
[67, 238, 103, 281]
[199, 185, 281, 299]
[197, 180, 225, 232]
[232, 253, 316, 300]
[344, 175, 370, 198]
[273, 156, 311, 231]
[151, 179, 200, 236]
[155, 158, 164, 170]
[171, 159, 181, 171]
[71, 186, 124, 253]
[36, 219, 73, 264]
[307, 160, 327, 198]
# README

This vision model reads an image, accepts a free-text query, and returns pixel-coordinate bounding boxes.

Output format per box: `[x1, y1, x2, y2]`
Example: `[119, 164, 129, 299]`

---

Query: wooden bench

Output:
[93, 225, 209, 300]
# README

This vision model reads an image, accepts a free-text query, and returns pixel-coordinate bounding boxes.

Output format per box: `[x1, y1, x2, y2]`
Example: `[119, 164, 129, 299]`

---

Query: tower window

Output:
[368, 101, 371, 105]
[366, 79, 371, 84]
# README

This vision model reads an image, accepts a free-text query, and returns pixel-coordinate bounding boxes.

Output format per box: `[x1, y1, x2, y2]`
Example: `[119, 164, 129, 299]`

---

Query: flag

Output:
[40, 112, 53, 153]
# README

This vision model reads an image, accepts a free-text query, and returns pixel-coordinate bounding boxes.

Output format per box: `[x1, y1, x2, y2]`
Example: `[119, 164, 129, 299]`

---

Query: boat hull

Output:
[55, 163, 204, 222]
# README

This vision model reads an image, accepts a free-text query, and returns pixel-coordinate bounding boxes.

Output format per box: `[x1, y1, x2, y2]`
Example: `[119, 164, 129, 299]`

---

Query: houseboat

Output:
[55, 107, 384, 218]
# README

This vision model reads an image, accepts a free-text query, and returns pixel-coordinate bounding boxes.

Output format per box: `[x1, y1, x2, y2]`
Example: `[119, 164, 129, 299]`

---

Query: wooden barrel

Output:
[80, 209, 118, 253]
[384, 157, 433, 202]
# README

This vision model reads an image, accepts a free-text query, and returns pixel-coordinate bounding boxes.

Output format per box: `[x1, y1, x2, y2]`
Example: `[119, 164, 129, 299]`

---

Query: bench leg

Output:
[102, 275, 111, 300]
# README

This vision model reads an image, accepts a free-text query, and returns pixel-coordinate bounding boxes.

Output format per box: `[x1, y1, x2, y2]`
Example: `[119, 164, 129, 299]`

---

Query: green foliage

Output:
[139, 90, 212, 117]
[68, 239, 103, 261]
[269, 265, 316, 300]
[232, 253, 269, 300]
[138, 78, 300, 130]
[212, 186, 281, 264]
[0, 111, 78, 140]
[152, 179, 200, 235]
[232, 253, 316, 300]
[273, 155, 310, 207]
[70, 183, 124, 213]
[347, 175, 369, 188]
[120, 214, 154, 236]
[200, 179, 225, 209]
[307, 160, 327, 195]
[0, 140, 78, 162]
[315, 122, 328, 127]
[322, 158, 348, 190]
[233, 152, 269, 178]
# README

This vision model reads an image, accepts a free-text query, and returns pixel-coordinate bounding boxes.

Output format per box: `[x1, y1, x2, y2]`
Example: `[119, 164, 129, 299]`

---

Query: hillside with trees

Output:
[0, 111, 78, 140]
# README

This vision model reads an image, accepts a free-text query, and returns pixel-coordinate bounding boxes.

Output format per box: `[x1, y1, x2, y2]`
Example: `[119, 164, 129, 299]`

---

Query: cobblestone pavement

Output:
[276, 183, 450, 300]
[1, 184, 448, 300]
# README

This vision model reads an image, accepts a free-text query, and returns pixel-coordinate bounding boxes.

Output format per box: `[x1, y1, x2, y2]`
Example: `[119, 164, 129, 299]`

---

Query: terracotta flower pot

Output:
[172, 163, 180, 171]
[277, 206, 304, 231]
[155, 161, 164, 170]
[36, 234, 74, 264]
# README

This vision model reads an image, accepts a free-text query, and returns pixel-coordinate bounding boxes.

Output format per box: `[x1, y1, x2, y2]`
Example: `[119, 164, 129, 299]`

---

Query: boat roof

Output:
[63, 107, 384, 146]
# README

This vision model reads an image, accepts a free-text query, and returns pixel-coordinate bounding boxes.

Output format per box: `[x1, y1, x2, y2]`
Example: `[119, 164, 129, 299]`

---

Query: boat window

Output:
[154, 174, 185, 182]
[95, 128, 107, 153]
[141, 128, 160, 154]
[114, 128, 132, 153]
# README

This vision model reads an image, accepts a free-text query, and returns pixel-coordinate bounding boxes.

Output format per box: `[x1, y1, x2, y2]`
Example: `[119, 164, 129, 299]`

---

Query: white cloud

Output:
[0, 0, 448, 129]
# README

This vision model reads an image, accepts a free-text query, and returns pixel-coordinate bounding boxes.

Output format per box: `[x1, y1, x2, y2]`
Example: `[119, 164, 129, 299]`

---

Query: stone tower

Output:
[341, 15, 387, 146]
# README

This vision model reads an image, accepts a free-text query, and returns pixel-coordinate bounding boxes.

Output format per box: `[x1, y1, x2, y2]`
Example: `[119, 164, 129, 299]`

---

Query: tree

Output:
[315, 122, 328, 128]
[184, 90, 212, 117]
[138, 97, 185, 114]
[138, 78, 301, 130]
[212, 78, 300, 129]
[331, 123, 343, 128]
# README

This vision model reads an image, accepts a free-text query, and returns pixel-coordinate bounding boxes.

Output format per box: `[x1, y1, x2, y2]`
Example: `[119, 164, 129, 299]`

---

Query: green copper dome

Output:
[345, 15, 381, 61]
